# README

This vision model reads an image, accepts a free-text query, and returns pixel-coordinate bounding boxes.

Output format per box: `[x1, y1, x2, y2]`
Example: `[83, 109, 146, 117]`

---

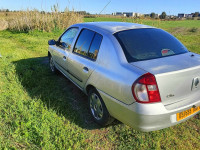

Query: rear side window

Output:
[73, 29, 102, 60]
[114, 28, 188, 62]
[88, 33, 102, 60]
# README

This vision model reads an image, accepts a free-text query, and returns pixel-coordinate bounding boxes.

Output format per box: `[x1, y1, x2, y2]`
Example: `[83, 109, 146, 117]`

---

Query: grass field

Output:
[0, 18, 200, 149]
[84, 17, 200, 28]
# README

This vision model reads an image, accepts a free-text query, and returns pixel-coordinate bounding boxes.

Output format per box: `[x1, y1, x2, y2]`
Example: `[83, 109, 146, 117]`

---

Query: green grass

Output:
[0, 19, 200, 149]
[84, 17, 200, 28]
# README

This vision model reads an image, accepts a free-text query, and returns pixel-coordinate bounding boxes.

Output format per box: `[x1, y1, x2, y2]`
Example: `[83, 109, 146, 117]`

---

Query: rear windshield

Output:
[114, 28, 188, 62]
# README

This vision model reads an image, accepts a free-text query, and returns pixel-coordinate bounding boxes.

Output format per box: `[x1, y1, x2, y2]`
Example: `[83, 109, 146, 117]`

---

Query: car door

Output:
[67, 29, 103, 88]
[53, 27, 79, 74]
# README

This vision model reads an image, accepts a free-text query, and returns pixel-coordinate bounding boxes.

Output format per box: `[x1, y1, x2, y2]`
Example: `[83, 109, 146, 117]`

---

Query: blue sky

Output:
[0, 0, 199, 15]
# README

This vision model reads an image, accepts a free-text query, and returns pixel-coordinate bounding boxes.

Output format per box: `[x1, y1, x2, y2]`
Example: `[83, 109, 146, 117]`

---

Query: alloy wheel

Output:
[90, 93, 103, 120]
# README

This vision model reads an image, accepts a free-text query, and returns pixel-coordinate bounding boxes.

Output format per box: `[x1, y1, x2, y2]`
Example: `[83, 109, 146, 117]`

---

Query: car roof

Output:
[73, 22, 154, 34]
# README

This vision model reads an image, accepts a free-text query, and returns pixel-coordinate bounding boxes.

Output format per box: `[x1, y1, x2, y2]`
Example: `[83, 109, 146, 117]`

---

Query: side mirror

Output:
[48, 39, 56, 45]
[61, 42, 69, 49]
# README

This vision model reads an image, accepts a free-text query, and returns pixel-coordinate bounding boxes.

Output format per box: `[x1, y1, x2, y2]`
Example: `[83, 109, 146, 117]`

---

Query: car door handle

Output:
[63, 56, 66, 60]
[83, 66, 89, 73]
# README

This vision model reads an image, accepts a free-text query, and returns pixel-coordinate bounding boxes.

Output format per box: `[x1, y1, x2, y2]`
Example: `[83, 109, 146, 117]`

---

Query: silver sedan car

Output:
[48, 22, 200, 131]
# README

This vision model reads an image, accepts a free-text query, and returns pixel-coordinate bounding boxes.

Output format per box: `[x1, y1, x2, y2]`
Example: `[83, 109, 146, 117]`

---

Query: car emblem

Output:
[192, 77, 200, 90]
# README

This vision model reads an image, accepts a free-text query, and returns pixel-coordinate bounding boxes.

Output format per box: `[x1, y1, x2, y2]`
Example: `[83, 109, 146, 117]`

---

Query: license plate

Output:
[177, 106, 200, 121]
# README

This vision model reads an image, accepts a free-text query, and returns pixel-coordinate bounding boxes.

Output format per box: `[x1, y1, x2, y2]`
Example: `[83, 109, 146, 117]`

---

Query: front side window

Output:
[114, 28, 188, 62]
[59, 28, 79, 49]
[73, 29, 102, 60]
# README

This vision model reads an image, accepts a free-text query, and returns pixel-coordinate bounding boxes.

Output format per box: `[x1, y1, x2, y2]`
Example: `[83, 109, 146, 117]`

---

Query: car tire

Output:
[49, 55, 58, 73]
[88, 88, 114, 126]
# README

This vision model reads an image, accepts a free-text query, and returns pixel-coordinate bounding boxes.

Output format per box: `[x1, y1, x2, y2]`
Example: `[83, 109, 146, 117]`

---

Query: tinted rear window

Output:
[114, 28, 188, 62]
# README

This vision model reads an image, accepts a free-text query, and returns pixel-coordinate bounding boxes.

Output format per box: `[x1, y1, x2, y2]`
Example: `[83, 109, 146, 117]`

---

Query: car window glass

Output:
[74, 29, 95, 56]
[60, 28, 78, 49]
[88, 33, 102, 60]
[114, 28, 188, 62]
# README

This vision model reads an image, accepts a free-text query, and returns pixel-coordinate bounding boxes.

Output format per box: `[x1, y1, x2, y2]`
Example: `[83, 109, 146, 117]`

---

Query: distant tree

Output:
[6, 9, 9, 12]
[193, 12, 199, 17]
[76, 11, 88, 15]
[160, 12, 167, 19]
[150, 12, 156, 19]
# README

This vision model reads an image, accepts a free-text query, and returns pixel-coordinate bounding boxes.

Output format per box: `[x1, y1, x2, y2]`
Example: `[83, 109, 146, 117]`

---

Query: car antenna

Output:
[93, 0, 111, 22]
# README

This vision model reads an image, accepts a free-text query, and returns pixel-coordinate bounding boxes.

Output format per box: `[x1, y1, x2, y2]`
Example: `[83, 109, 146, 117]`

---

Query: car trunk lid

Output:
[131, 52, 200, 106]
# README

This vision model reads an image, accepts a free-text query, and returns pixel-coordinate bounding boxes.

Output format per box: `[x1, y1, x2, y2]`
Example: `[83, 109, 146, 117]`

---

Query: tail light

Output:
[132, 73, 161, 103]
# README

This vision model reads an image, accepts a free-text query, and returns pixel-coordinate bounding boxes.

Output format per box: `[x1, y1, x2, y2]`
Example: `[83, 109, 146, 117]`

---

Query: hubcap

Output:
[90, 93, 103, 120]
[50, 57, 55, 72]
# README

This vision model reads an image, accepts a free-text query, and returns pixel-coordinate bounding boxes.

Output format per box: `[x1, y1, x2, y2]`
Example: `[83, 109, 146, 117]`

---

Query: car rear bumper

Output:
[98, 89, 200, 132]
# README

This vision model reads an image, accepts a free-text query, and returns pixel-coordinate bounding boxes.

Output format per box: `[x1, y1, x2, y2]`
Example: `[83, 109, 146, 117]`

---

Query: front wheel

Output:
[88, 88, 114, 126]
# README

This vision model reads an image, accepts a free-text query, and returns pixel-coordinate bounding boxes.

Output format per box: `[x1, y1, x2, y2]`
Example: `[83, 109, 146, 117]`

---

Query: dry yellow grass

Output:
[7, 10, 83, 32]
[0, 19, 8, 31]
[0, 6, 83, 32]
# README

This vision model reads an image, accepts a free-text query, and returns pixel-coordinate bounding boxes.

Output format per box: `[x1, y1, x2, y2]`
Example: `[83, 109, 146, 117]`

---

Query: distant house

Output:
[178, 13, 185, 18]
[168, 15, 175, 19]
[155, 14, 160, 18]
[112, 12, 143, 17]
[112, 12, 123, 16]
[185, 14, 193, 18]
[123, 12, 134, 17]
[136, 13, 143, 17]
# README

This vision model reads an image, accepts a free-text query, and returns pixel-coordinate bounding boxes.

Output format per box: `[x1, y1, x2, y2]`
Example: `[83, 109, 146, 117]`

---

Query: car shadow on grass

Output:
[14, 56, 121, 130]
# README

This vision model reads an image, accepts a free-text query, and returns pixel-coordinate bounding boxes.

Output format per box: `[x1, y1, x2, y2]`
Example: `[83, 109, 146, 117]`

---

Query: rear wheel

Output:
[88, 88, 114, 126]
[49, 55, 58, 73]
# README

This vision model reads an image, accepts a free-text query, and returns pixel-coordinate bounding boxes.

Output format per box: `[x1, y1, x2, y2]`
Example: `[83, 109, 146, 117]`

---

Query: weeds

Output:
[0, 19, 8, 30]
[7, 11, 82, 32]
[5, 6, 83, 32]
[189, 27, 198, 33]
